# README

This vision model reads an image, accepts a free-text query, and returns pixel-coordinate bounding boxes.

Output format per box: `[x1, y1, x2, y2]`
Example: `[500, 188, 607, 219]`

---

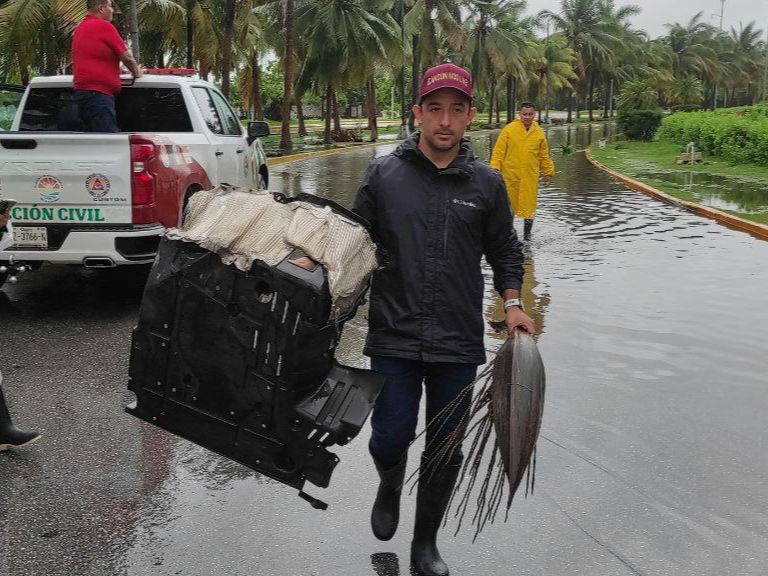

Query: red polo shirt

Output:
[72, 14, 127, 97]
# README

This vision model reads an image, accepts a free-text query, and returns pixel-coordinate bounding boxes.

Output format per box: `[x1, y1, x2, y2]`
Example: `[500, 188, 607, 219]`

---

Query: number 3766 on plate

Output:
[12, 226, 48, 248]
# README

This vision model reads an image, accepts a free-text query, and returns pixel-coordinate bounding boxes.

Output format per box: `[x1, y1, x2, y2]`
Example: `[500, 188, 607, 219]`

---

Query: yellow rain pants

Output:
[490, 120, 554, 219]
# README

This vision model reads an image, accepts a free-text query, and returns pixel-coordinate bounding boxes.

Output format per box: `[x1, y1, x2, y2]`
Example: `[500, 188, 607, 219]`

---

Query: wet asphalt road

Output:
[1, 126, 768, 576]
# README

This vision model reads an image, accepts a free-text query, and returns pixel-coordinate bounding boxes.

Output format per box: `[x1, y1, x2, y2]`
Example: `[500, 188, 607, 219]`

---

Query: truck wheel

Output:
[0, 271, 7, 289]
[181, 185, 202, 224]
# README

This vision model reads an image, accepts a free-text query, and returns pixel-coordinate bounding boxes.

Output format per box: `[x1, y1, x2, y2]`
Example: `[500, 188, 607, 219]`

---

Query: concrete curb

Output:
[266, 140, 387, 167]
[585, 147, 768, 241]
[265, 127, 499, 167]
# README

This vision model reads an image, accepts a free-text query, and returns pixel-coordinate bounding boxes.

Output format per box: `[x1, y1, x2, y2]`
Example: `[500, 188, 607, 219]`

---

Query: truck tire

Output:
[0, 271, 7, 290]
[181, 185, 203, 224]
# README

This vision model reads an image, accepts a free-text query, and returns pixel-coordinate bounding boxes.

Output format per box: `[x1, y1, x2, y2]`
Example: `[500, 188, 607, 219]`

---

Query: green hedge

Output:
[658, 105, 768, 165]
[617, 109, 663, 140]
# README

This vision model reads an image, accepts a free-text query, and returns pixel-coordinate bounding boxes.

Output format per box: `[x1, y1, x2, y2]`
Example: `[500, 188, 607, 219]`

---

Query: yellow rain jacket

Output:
[490, 120, 555, 219]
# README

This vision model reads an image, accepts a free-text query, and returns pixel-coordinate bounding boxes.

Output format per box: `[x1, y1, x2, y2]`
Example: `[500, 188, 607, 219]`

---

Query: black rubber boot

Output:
[410, 459, 462, 576]
[523, 218, 534, 241]
[371, 455, 408, 541]
[0, 376, 41, 451]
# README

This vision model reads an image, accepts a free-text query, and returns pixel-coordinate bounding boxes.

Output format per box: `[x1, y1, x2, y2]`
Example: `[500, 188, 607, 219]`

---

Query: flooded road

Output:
[1, 125, 767, 576]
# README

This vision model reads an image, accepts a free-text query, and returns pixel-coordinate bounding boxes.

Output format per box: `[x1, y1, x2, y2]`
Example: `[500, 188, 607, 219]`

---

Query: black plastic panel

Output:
[127, 233, 383, 507]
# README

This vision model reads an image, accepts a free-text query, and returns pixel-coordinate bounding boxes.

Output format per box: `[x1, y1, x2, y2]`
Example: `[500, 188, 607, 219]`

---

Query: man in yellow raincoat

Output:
[490, 102, 554, 240]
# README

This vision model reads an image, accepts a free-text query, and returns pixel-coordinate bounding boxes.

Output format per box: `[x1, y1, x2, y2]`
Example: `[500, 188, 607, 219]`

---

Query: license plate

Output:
[12, 226, 48, 248]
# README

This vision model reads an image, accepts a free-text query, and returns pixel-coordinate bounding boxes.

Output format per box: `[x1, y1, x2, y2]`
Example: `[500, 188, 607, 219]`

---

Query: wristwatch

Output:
[503, 298, 523, 311]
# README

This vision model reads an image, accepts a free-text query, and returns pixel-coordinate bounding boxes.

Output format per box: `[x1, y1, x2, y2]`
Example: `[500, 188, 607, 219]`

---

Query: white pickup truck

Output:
[0, 70, 271, 288]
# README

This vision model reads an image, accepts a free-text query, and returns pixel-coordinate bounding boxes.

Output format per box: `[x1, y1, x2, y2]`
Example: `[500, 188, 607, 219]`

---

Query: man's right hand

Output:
[0, 213, 8, 229]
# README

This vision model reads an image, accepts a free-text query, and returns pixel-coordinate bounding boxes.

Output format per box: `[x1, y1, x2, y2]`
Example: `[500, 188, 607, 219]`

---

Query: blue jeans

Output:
[369, 356, 477, 469]
[74, 90, 119, 133]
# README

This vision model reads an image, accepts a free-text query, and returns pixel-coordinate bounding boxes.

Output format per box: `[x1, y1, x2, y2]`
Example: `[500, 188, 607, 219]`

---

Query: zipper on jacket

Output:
[443, 202, 451, 258]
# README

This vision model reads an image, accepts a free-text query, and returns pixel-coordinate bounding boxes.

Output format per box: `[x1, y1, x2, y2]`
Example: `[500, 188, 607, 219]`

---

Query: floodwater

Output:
[1, 124, 767, 576]
[632, 169, 768, 216]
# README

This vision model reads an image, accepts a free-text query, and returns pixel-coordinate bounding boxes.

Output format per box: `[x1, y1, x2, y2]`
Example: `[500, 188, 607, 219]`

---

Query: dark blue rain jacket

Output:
[353, 134, 524, 364]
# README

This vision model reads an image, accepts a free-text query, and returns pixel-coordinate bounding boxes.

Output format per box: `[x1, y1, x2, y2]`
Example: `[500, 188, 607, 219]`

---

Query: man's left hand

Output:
[542, 174, 554, 186]
[506, 306, 536, 335]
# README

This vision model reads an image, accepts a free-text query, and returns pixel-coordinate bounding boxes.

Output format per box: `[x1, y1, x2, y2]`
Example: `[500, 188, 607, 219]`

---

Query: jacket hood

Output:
[393, 133, 475, 179]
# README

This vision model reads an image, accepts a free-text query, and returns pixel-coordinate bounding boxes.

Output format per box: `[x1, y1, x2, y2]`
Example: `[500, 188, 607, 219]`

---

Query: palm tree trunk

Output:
[509, 76, 517, 121]
[506, 76, 512, 123]
[367, 76, 378, 142]
[567, 93, 573, 123]
[128, 0, 141, 62]
[324, 84, 332, 144]
[602, 80, 609, 118]
[332, 89, 341, 133]
[279, 0, 294, 155]
[252, 52, 264, 120]
[587, 71, 594, 122]
[220, 0, 236, 98]
[609, 80, 615, 117]
[409, 35, 420, 132]
[495, 91, 500, 125]
[297, 98, 307, 137]
[487, 81, 495, 125]
[186, 0, 194, 68]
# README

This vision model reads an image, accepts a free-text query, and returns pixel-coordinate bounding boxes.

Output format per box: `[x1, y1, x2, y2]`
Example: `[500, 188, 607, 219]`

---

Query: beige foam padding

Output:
[166, 185, 378, 317]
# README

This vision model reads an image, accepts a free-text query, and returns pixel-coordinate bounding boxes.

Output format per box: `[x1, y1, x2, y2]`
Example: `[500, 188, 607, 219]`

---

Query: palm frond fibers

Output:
[407, 330, 546, 541]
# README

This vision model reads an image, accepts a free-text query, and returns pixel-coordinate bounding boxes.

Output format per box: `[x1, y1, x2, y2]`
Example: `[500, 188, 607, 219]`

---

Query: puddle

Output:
[633, 169, 768, 214]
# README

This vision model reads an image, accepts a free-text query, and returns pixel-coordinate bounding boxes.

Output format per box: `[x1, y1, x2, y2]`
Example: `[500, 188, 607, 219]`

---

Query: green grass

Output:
[591, 139, 768, 225]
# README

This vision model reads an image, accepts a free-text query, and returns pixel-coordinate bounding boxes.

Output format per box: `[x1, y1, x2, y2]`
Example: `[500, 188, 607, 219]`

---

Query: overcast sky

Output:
[522, 0, 768, 39]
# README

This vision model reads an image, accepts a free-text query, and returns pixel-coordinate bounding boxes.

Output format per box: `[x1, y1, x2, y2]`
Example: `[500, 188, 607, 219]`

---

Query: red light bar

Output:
[143, 68, 197, 76]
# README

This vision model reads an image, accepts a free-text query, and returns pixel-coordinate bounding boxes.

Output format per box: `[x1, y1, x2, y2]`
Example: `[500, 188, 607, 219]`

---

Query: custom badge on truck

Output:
[36, 176, 62, 203]
[85, 173, 110, 199]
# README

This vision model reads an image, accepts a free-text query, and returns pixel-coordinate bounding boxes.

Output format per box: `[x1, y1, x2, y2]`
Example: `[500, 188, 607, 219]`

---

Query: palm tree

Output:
[235, 6, 271, 119]
[540, 0, 619, 122]
[0, 0, 84, 83]
[667, 75, 704, 106]
[592, 0, 641, 120]
[526, 33, 576, 122]
[280, 0, 295, 153]
[295, 0, 400, 143]
[615, 78, 658, 109]
[463, 0, 530, 125]
[663, 12, 718, 78]
[403, 0, 463, 129]
[726, 22, 764, 105]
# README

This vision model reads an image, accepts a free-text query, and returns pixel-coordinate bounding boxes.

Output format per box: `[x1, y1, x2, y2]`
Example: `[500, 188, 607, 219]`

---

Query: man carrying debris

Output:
[353, 63, 535, 576]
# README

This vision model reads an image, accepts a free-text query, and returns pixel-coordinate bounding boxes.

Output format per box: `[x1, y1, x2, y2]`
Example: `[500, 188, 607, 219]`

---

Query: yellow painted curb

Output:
[585, 147, 768, 240]
[266, 140, 392, 167]
[265, 127, 499, 167]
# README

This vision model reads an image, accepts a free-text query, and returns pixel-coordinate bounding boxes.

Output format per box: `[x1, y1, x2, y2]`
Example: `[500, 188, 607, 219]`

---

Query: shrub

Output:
[670, 104, 702, 113]
[657, 105, 768, 166]
[617, 109, 663, 141]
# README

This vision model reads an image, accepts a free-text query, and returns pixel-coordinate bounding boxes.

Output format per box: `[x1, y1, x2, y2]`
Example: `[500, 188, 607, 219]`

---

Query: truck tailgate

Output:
[0, 133, 132, 225]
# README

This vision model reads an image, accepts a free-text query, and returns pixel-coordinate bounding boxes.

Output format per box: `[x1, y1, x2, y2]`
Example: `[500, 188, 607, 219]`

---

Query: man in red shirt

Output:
[72, 0, 141, 132]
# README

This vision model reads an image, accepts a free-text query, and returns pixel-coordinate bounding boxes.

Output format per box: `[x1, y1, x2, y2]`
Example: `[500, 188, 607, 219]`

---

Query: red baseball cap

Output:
[418, 63, 473, 103]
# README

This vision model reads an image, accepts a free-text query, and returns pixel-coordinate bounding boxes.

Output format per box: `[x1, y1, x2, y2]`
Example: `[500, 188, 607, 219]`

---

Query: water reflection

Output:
[633, 169, 768, 215]
[371, 551, 400, 576]
[485, 257, 551, 340]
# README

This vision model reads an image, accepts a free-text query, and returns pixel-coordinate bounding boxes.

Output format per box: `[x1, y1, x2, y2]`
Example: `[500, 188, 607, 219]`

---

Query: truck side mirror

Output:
[247, 120, 270, 144]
